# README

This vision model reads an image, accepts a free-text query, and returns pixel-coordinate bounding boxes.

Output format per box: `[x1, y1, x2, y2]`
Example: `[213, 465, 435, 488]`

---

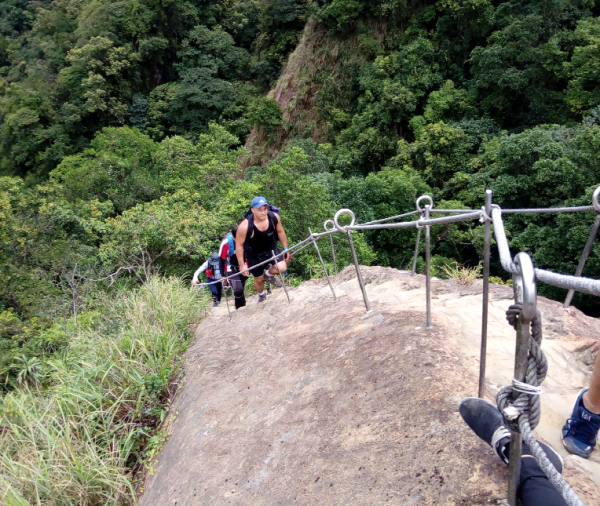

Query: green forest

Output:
[2, 0, 600, 503]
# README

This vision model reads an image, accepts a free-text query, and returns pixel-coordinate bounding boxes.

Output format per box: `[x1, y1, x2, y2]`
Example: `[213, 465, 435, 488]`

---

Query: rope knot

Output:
[496, 303, 547, 432]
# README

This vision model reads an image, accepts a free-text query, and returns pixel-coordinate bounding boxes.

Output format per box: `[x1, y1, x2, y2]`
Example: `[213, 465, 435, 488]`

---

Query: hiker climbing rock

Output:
[562, 351, 600, 459]
[460, 397, 568, 506]
[218, 226, 248, 309]
[191, 252, 222, 307]
[235, 196, 291, 303]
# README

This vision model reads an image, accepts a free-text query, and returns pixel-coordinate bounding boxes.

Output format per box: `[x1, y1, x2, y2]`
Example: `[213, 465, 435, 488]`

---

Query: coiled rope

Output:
[497, 304, 586, 506]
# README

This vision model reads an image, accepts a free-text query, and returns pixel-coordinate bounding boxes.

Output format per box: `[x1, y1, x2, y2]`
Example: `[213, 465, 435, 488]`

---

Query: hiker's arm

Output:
[275, 215, 291, 261]
[219, 257, 227, 285]
[236, 220, 249, 276]
[191, 261, 208, 286]
[218, 240, 228, 285]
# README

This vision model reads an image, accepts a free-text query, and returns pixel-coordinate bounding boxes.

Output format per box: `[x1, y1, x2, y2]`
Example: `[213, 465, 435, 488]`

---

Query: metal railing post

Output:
[309, 227, 338, 302]
[324, 219, 338, 276]
[425, 205, 432, 329]
[479, 189, 493, 398]
[330, 234, 338, 276]
[347, 230, 370, 312]
[272, 250, 291, 304]
[564, 213, 600, 308]
[411, 226, 422, 275]
[506, 252, 536, 506]
[223, 284, 231, 317]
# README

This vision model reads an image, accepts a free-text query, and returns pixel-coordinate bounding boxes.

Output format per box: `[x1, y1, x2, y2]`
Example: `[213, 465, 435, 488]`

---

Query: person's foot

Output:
[460, 397, 563, 472]
[460, 397, 511, 464]
[264, 270, 282, 288]
[562, 388, 600, 458]
[213, 300, 219, 307]
[258, 292, 267, 303]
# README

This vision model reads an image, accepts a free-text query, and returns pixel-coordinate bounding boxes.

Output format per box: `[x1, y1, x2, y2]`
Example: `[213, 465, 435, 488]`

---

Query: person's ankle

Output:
[582, 391, 600, 415]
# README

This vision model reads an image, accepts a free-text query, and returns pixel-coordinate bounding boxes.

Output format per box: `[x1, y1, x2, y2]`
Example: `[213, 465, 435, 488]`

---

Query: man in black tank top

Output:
[235, 197, 291, 302]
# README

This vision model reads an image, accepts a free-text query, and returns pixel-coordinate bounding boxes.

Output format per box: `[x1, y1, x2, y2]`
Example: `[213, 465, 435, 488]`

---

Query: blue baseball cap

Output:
[251, 196, 269, 208]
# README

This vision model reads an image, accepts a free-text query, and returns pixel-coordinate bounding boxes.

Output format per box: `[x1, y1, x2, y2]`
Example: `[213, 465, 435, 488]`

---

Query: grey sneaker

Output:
[258, 292, 267, 303]
[264, 270, 282, 288]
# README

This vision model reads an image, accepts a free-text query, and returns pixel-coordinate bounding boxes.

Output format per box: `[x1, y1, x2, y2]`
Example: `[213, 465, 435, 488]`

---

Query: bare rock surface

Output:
[140, 266, 600, 506]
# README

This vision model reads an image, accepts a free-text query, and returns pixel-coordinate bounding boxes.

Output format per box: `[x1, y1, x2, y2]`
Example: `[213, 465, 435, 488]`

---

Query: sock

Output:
[259, 291, 265, 296]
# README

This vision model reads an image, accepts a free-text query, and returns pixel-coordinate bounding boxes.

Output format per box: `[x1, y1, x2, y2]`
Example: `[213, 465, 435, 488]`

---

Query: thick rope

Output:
[497, 304, 586, 506]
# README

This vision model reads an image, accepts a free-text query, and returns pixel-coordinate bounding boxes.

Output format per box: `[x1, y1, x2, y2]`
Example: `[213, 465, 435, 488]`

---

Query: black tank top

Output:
[248, 217, 276, 255]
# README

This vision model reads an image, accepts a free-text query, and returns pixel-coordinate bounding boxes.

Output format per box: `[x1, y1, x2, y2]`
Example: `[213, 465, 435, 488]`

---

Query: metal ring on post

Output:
[593, 186, 600, 212]
[324, 219, 336, 232]
[416, 195, 434, 213]
[513, 252, 537, 321]
[333, 209, 356, 232]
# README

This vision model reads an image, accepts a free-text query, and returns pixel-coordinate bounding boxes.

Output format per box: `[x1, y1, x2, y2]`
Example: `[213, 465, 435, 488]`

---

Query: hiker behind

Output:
[218, 226, 248, 309]
[191, 252, 222, 307]
[235, 196, 291, 303]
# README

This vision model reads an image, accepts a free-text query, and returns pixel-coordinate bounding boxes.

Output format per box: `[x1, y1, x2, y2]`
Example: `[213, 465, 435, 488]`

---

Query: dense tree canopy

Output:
[4, 1, 600, 502]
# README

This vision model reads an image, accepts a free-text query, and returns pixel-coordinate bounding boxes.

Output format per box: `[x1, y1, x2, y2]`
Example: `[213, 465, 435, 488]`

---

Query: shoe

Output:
[265, 279, 272, 295]
[213, 301, 219, 307]
[263, 270, 282, 288]
[460, 397, 511, 464]
[562, 388, 600, 458]
[258, 292, 267, 303]
[460, 397, 563, 472]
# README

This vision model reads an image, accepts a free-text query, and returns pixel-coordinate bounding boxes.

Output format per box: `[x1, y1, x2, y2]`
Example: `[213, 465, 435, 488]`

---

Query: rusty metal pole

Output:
[479, 189, 493, 398]
[425, 205, 432, 329]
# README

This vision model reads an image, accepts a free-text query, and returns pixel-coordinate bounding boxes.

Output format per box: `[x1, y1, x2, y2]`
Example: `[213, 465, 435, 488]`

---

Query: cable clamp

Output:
[503, 405, 521, 421]
[512, 379, 542, 396]
[479, 206, 492, 223]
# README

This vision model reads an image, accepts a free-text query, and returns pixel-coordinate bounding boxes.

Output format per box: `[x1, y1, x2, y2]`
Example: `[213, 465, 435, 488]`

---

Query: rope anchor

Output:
[497, 300, 585, 506]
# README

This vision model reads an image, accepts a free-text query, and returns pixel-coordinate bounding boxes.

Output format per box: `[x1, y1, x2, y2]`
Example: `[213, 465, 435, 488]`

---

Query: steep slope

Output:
[140, 266, 600, 505]
[241, 19, 370, 168]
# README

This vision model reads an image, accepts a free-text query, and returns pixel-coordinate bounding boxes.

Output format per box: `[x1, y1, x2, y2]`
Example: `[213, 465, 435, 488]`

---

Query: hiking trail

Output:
[140, 266, 600, 506]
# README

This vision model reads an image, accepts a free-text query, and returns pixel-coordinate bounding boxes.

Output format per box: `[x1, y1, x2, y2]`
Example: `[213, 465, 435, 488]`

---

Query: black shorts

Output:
[247, 248, 282, 277]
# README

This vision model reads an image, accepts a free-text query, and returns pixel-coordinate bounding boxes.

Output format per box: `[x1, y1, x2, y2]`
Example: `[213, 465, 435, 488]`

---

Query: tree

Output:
[50, 127, 158, 214]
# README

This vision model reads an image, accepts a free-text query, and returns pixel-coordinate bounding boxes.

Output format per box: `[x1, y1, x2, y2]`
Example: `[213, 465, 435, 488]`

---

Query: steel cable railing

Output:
[195, 185, 600, 506]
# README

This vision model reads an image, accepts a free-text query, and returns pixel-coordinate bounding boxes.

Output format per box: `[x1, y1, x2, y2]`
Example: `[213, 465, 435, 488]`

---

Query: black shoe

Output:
[459, 397, 563, 473]
[460, 397, 511, 464]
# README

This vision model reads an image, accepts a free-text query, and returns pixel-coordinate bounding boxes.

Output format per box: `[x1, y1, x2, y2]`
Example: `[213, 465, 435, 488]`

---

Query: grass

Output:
[441, 261, 483, 285]
[0, 276, 209, 505]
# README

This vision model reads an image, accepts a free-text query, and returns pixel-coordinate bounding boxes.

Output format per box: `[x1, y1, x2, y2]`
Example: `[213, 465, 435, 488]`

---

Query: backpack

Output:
[226, 233, 235, 261]
[244, 205, 280, 248]
[207, 252, 221, 280]
[225, 233, 237, 267]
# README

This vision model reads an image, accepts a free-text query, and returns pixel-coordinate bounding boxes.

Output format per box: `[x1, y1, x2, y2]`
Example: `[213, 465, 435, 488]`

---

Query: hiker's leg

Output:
[215, 281, 222, 302]
[268, 260, 287, 276]
[519, 456, 567, 506]
[230, 274, 247, 309]
[253, 274, 265, 293]
[208, 281, 218, 302]
[563, 352, 600, 457]
[584, 351, 600, 413]
[247, 256, 267, 294]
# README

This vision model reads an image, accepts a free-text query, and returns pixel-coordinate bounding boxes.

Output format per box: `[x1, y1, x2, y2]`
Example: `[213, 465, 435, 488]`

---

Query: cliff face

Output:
[141, 266, 600, 505]
[242, 20, 371, 168]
